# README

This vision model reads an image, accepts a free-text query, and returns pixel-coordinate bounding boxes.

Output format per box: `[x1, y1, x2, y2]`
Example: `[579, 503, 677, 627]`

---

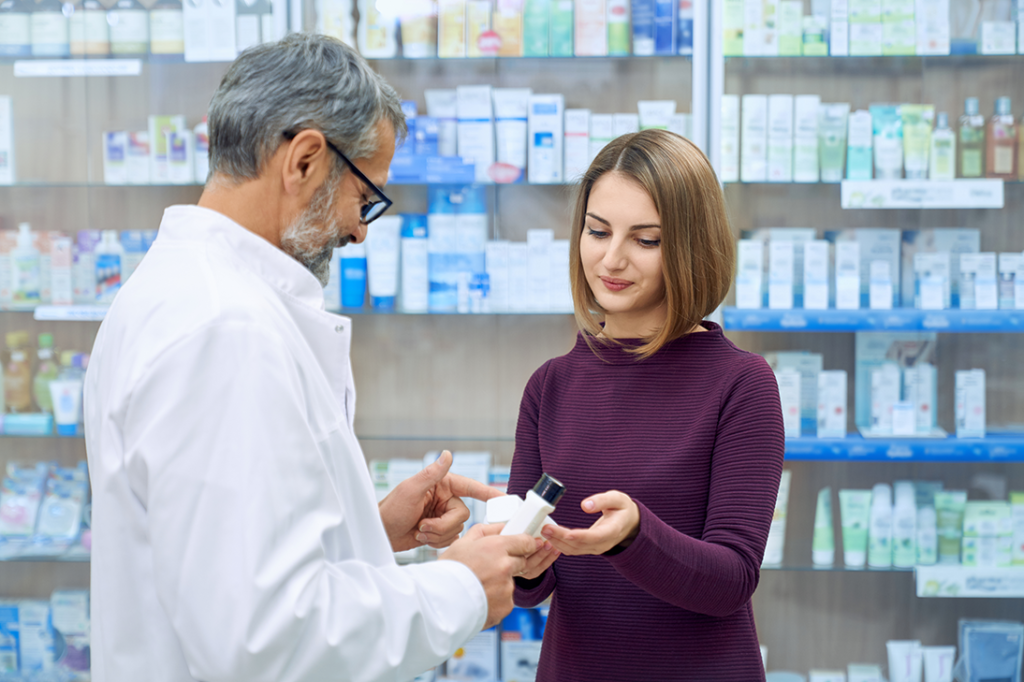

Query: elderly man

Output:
[84, 33, 539, 682]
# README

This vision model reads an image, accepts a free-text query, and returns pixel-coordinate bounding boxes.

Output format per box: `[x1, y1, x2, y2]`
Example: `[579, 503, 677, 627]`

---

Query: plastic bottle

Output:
[916, 505, 938, 565]
[30, 0, 70, 57]
[891, 481, 917, 568]
[107, 0, 149, 55]
[957, 97, 985, 179]
[11, 222, 41, 309]
[986, 97, 1017, 180]
[148, 0, 183, 59]
[4, 331, 33, 413]
[95, 229, 125, 304]
[69, 0, 109, 55]
[193, 116, 209, 184]
[0, 0, 33, 58]
[501, 473, 566, 537]
[867, 483, 893, 568]
[929, 112, 956, 181]
[31, 333, 59, 413]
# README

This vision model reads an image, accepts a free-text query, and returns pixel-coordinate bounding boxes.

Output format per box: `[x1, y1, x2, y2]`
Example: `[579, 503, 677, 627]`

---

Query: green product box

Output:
[802, 15, 829, 55]
[850, 0, 882, 23]
[549, 0, 573, 56]
[881, 0, 914, 22]
[523, 0, 550, 56]
[882, 19, 916, 54]
[723, 0, 745, 55]
[778, 0, 803, 55]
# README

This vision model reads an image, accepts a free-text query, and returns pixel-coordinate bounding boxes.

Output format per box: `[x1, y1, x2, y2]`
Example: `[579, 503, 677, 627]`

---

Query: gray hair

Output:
[207, 32, 407, 181]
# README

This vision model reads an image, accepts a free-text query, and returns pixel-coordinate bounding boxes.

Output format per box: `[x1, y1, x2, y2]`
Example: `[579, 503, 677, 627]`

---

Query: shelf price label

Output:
[14, 60, 142, 78]
[841, 180, 1005, 209]
[916, 566, 1024, 598]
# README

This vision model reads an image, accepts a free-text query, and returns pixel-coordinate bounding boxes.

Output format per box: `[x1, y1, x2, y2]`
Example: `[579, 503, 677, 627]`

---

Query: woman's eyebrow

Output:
[586, 212, 661, 231]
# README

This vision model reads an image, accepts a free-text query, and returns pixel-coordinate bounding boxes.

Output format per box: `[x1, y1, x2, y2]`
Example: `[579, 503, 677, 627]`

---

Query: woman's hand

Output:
[518, 540, 561, 580]
[540, 491, 640, 556]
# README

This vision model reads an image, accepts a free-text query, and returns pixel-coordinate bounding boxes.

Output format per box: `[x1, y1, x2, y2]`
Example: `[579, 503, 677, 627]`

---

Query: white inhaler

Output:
[500, 473, 566, 538]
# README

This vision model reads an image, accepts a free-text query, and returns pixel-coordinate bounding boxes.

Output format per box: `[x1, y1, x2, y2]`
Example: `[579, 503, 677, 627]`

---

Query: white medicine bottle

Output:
[12, 222, 41, 307]
[501, 473, 566, 538]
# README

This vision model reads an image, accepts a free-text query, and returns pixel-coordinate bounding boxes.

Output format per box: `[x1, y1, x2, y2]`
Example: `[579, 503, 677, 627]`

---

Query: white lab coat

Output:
[84, 205, 486, 682]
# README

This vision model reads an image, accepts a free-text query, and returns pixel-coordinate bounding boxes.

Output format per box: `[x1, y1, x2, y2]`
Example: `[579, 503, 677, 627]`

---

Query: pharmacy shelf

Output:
[32, 306, 108, 321]
[783, 433, 1024, 462]
[724, 53, 1024, 61]
[841, 179, 1004, 209]
[916, 566, 1024, 598]
[0, 548, 89, 563]
[723, 307, 1024, 332]
[762, 564, 913, 573]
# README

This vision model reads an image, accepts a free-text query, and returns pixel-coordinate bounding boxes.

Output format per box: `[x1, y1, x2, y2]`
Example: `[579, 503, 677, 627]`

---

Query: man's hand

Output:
[540, 491, 640, 556]
[440, 523, 539, 629]
[378, 450, 504, 552]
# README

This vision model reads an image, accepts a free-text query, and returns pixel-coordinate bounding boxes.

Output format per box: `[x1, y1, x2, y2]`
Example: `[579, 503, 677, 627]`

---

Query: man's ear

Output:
[280, 130, 332, 197]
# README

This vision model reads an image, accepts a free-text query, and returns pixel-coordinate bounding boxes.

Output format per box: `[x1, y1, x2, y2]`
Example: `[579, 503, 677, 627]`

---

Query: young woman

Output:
[508, 129, 785, 681]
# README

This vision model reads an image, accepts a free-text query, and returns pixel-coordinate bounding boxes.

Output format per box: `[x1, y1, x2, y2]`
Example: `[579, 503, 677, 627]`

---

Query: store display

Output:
[1, 9, 1021, 681]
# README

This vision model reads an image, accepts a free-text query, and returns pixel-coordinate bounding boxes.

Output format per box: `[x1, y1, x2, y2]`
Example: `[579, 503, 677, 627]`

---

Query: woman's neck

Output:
[601, 306, 668, 339]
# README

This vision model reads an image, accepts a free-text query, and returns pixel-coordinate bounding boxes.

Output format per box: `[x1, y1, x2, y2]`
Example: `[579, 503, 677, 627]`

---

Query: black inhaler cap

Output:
[531, 473, 566, 506]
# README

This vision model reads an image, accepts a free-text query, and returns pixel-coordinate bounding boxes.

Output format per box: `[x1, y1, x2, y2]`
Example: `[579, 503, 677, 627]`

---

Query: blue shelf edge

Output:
[723, 307, 1024, 332]
[785, 433, 1024, 461]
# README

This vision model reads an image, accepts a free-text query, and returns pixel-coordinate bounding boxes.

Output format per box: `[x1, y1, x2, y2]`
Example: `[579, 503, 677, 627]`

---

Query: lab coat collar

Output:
[157, 205, 327, 312]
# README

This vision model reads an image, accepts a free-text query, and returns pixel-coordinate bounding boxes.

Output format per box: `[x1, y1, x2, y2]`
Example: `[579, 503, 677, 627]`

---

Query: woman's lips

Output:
[599, 276, 632, 292]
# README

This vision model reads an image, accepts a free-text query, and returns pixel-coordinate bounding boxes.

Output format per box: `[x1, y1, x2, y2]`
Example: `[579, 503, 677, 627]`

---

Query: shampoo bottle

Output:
[929, 112, 956, 181]
[70, 0, 110, 55]
[868, 483, 893, 568]
[30, 0, 70, 57]
[148, 0, 184, 59]
[4, 331, 33, 413]
[0, 0, 33, 58]
[108, 0, 150, 55]
[957, 97, 985, 178]
[986, 97, 1017, 179]
[31, 333, 59, 413]
[501, 473, 566, 537]
[12, 222, 41, 308]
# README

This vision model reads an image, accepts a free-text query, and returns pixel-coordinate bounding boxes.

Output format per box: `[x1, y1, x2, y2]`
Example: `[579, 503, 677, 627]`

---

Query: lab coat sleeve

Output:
[123, 319, 487, 682]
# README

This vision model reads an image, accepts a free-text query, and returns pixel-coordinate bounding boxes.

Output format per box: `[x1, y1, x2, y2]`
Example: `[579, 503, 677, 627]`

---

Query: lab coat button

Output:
[335, 324, 345, 333]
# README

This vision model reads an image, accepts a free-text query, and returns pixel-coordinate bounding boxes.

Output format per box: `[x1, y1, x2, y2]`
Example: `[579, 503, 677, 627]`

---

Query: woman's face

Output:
[580, 172, 666, 334]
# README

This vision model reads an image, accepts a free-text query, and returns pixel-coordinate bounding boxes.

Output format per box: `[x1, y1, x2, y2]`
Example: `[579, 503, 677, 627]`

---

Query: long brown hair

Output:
[569, 129, 735, 359]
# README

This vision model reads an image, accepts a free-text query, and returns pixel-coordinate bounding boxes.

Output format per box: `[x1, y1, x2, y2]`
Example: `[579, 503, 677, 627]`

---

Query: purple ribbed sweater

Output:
[509, 322, 785, 682]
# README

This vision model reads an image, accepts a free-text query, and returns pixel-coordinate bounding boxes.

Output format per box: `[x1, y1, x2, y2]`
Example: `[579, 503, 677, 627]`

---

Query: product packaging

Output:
[817, 369, 848, 438]
[527, 94, 565, 184]
[762, 469, 791, 566]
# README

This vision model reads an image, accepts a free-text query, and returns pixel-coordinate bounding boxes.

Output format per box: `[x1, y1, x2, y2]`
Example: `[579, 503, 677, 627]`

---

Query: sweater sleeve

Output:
[509, 361, 558, 608]
[605, 355, 785, 618]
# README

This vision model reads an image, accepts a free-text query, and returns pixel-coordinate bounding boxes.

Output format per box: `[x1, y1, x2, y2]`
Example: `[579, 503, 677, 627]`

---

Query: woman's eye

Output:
[586, 228, 609, 238]
[638, 238, 661, 248]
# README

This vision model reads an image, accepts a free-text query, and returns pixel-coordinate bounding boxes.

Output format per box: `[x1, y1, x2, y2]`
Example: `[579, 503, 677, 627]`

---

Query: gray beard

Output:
[280, 178, 346, 288]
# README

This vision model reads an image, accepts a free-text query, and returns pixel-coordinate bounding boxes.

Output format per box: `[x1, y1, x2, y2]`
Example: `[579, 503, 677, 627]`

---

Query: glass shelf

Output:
[0, 547, 90, 563]
[762, 564, 913, 573]
[723, 307, 1024, 332]
[368, 54, 691, 62]
[783, 433, 1024, 462]
[25, 305, 576, 322]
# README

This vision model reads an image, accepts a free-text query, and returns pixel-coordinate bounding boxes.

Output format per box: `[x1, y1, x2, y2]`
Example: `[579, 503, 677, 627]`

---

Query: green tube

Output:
[935, 490, 967, 564]
[839, 489, 872, 567]
[813, 486, 835, 566]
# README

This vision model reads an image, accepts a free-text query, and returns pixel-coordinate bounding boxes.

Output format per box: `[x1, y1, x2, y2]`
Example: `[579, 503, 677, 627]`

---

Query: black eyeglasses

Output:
[282, 130, 392, 224]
